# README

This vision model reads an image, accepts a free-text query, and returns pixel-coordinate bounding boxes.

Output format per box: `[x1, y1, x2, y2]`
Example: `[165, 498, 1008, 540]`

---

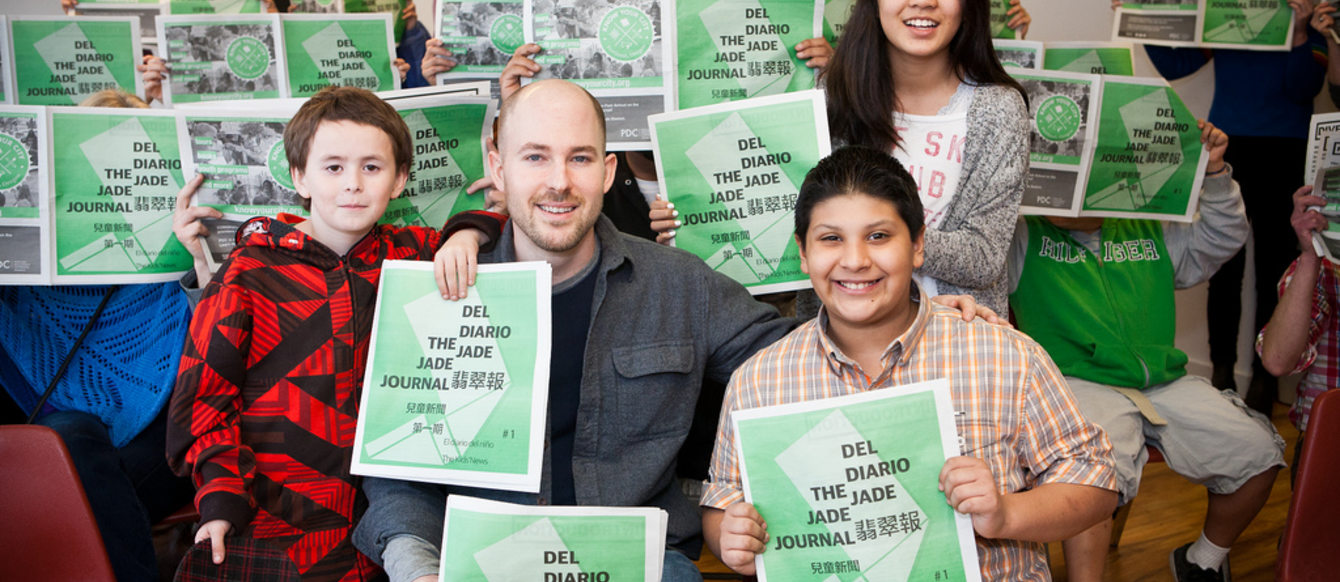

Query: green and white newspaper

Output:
[435, 0, 525, 81]
[671, 0, 821, 109]
[353, 261, 552, 492]
[8, 16, 143, 107]
[993, 39, 1042, 70]
[1043, 42, 1135, 76]
[0, 17, 9, 104]
[1309, 164, 1340, 262]
[176, 103, 306, 272]
[1016, 71, 1207, 222]
[346, 0, 411, 43]
[524, 0, 671, 149]
[1113, 0, 1295, 51]
[158, 14, 287, 105]
[988, 0, 1016, 39]
[821, 0, 853, 45]
[282, 14, 400, 97]
[0, 105, 50, 285]
[731, 379, 980, 582]
[1013, 68, 1101, 218]
[650, 90, 829, 294]
[292, 0, 346, 13]
[386, 95, 496, 228]
[1082, 76, 1207, 221]
[1304, 111, 1340, 185]
[441, 496, 668, 582]
[169, 0, 266, 15]
[48, 107, 192, 283]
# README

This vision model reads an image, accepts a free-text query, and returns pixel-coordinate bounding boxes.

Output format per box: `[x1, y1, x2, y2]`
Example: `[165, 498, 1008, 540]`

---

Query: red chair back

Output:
[0, 424, 116, 581]
[1278, 389, 1340, 582]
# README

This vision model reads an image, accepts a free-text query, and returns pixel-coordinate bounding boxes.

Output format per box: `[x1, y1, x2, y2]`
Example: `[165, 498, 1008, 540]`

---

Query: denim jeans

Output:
[39, 408, 194, 582]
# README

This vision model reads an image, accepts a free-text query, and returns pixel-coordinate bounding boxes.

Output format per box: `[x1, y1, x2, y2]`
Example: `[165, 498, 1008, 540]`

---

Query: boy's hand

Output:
[795, 38, 834, 69]
[716, 502, 769, 575]
[138, 55, 169, 104]
[1291, 185, 1329, 250]
[1006, 0, 1031, 39]
[422, 39, 457, 84]
[1198, 119, 1229, 174]
[195, 519, 232, 564]
[501, 44, 543, 101]
[930, 294, 1010, 326]
[649, 198, 679, 245]
[434, 229, 484, 300]
[61, 0, 77, 15]
[939, 456, 1008, 538]
[174, 174, 222, 285]
[1111, 0, 1121, 9]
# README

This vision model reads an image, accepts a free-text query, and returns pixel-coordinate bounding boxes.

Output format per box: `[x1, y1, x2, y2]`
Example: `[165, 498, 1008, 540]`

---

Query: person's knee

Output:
[38, 410, 111, 451]
[661, 548, 703, 582]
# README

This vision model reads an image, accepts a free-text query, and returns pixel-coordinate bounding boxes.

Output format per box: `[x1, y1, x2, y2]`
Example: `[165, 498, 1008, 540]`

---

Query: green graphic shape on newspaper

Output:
[52, 112, 191, 277]
[989, 0, 1015, 39]
[0, 134, 30, 191]
[1044, 47, 1134, 76]
[12, 20, 137, 106]
[1202, 0, 1292, 48]
[358, 268, 539, 477]
[1086, 81, 1204, 217]
[1036, 94, 1082, 143]
[491, 13, 524, 53]
[444, 513, 648, 580]
[287, 20, 394, 96]
[170, 0, 264, 14]
[226, 36, 272, 79]
[600, 5, 655, 62]
[821, 0, 853, 44]
[735, 390, 972, 581]
[268, 140, 295, 190]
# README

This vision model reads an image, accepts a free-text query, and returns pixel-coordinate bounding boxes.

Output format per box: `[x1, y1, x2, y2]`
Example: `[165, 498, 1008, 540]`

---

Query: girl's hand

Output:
[796, 37, 835, 69]
[648, 198, 679, 245]
[1006, 0, 1031, 39]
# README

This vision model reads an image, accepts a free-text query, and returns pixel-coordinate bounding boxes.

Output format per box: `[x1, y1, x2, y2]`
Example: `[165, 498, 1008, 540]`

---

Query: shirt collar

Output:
[814, 284, 932, 379]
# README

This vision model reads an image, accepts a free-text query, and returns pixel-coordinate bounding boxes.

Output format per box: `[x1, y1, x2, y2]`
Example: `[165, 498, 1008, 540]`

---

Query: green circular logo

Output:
[490, 14, 524, 54]
[599, 6, 654, 63]
[1036, 95, 1082, 142]
[226, 36, 271, 80]
[0, 133, 30, 191]
[268, 140, 294, 190]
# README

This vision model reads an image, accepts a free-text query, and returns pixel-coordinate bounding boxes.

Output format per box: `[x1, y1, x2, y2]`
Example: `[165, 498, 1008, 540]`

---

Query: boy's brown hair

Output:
[283, 86, 412, 210]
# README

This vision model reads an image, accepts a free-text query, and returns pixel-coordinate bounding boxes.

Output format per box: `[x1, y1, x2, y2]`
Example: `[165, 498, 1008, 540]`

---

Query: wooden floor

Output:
[1047, 401, 1298, 582]
[697, 402, 1300, 581]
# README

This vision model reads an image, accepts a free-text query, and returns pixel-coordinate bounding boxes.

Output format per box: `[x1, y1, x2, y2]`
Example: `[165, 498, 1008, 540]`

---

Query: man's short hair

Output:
[284, 86, 412, 210]
[495, 80, 606, 151]
[794, 145, 924, 245]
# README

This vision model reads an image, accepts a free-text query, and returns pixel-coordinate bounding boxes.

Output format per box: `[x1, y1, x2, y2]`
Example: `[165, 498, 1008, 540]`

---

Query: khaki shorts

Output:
[1066, 374, 1285, 504]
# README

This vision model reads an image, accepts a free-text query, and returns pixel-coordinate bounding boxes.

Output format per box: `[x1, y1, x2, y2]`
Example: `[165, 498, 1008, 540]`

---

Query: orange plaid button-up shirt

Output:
[702, 294, 1117, 581]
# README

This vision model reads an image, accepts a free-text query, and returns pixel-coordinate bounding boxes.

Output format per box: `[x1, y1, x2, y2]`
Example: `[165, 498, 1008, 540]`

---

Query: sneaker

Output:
[1170, 542, 1231, 582]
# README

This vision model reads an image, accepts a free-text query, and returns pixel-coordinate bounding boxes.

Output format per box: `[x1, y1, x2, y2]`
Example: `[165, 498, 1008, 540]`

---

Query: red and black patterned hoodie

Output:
[166, 213, 494, 582]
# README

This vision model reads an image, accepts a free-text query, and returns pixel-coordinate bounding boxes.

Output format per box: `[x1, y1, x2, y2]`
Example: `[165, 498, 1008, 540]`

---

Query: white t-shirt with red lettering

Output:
[892, 82, 974, 296]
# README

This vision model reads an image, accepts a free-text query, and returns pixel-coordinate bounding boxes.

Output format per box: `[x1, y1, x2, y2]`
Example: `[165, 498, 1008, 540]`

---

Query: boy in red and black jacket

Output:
[166, 86, 500, 582]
